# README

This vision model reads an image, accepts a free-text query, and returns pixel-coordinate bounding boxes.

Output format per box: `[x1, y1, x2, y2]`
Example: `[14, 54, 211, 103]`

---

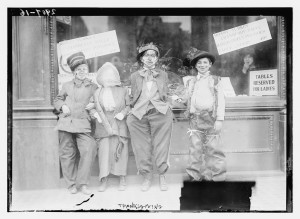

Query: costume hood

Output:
[96, 62, 121, 87]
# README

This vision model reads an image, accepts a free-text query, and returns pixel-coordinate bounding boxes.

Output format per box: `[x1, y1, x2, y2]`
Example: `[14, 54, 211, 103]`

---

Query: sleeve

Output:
[163, 70, 170, 103]
[121, 87, 131, 116]
[53, 83, 68, 111]
[92, 83, 99, 93]
[216, 78, 225, 121]
[178, 78, 193, 105]
[88, 95, 97, 116]
[129, 73, 135, 107]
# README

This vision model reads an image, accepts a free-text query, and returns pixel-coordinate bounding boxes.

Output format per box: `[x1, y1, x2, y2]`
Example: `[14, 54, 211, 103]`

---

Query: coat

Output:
[181, 74, 225, 121]
[54, 78, 98, 133]
[129, 67, 169, 108]
[90, 86, 130, 139]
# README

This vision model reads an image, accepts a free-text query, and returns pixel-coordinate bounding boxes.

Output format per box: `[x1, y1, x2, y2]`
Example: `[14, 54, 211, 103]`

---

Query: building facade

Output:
[11, 13, 290, 190]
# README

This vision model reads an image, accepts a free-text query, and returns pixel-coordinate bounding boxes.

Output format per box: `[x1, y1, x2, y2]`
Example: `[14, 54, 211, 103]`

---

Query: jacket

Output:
[129, 67, 169, 108]
[182, 74, 225, 121]
[54, 78, 98, 133]
[90, 86, 130, 139]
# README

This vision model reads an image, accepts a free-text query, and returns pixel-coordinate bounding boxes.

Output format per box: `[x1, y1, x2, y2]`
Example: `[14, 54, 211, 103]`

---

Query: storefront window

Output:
[56, 15, 281, 98]
[207, 16, 279, 97]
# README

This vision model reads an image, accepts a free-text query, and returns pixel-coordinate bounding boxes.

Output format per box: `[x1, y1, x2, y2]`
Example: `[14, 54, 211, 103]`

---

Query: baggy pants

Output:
[127, 108, 173, 180]
[186, 112, 226, 181]
[58, 131, 97, 188]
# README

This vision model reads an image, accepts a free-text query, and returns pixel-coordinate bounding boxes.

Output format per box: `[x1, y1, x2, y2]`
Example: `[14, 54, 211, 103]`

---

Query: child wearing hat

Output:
[86, 62, 130, 192]
[176, 49, 226, 181]
[126, 42, 173, 191]
[54, 52, 98, 195]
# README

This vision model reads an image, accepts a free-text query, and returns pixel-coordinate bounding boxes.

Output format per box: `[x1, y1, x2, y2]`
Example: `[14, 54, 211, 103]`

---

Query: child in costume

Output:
[54, 52, 98, 195]
[87, 62, 130, 191]
[176, 49, 226, 181]
[126, 43, 173, 191]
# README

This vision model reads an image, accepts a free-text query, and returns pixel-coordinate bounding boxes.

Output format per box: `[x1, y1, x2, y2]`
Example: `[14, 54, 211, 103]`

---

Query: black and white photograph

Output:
[4, 0, 297, 215]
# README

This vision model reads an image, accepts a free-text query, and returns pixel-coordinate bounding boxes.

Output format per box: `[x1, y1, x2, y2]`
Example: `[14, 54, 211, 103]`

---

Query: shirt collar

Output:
[143, 65, 156, 70]
[197, 71, 210, 80]
[139, 67, 159, 79]
[73, 78, 92, 87]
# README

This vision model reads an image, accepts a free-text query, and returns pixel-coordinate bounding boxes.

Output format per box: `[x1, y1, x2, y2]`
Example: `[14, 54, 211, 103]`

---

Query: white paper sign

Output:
[57, 30, 120, 74]
[213, 18, 272, 55]
[249, 69, 278, 96]
[221, 77, 236, 97]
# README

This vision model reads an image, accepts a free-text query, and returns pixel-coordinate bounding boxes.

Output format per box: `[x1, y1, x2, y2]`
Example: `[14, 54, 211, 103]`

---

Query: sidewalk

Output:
[9, 171, 287, 212]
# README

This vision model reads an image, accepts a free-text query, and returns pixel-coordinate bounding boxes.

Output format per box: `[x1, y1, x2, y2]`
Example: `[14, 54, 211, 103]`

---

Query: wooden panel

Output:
[13, 16, 51, 106]
[166, 111, 280, 172]
[221, 115, 274, 152]
[12, 119, 60, 190]
[279, 110, 286, 172]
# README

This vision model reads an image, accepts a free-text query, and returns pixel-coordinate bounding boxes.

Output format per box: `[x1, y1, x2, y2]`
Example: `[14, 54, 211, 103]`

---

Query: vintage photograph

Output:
[8, 7, 292, 212]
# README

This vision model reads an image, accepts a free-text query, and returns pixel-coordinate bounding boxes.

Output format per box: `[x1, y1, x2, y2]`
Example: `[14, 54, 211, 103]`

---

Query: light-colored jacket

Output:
[89, 86, 130, 138]
[181, 74, 225, 121]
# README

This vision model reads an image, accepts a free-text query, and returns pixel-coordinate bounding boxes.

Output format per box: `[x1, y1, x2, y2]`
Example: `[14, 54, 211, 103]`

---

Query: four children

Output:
[55, 46, 226, 194]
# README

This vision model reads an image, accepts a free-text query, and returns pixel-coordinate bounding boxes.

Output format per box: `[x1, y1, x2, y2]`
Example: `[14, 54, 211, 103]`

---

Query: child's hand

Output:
[171, 95, 179, 100]
[62, 105, 71, 115]
[93, 112, 102, 123]
[114, 113, 125, 120]
[171, 95, 183, 103]
[85, 103, 95, 110]
[214, 120, 223, 133]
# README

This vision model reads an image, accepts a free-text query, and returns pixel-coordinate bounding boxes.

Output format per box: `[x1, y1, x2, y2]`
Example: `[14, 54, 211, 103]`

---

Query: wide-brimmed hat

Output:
[137, 42, 160, 61]
[190, 50, 216, 67]
[67, 52, 88, 71]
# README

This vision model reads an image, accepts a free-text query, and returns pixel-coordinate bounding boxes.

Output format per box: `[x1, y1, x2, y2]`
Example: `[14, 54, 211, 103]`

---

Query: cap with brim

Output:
[190, 50, 216, 67]
[67, 52, 88, 71]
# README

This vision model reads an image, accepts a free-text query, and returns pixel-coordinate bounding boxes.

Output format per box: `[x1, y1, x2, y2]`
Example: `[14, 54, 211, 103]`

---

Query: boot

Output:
[141, 178, 151, 192]
[159, 174, 168, 191]
[98, 177, 108, 192]
[80, 185, 92, 195]
[118, 176, 126, 191]
[68, 184, 78, 194]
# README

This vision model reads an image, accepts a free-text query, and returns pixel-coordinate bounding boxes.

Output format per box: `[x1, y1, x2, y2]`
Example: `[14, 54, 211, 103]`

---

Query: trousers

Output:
[186, 112, 226, 181]
[127, 108, 173, 179]
[58, 131, 97, 188]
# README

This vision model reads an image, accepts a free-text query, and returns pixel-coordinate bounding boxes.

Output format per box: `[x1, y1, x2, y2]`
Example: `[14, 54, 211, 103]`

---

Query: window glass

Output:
[56, 16, 279, 98]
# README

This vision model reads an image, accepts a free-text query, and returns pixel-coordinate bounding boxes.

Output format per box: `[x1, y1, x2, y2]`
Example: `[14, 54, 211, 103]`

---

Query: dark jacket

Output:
[129, 67, 169, 108]
[54, 78, 98, 133]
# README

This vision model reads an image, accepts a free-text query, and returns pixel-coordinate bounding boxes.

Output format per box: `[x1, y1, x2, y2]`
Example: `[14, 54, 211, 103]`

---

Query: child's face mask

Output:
[195, 58, 212, 74]
[74, 64, 89, 80]
[141, 50, 158, 69]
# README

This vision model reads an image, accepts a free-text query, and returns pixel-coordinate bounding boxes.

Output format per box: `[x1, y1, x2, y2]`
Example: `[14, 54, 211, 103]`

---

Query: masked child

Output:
[87, 62, 130, 191]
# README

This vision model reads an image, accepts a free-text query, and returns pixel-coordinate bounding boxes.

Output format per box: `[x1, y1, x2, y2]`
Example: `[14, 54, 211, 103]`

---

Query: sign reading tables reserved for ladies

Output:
[249, 69, 278, 96]
[213, 18, 272, 55]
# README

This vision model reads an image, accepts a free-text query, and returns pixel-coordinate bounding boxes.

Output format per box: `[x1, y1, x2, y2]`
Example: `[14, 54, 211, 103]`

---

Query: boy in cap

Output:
[126, 42, 173, 191]
[54, 52, 98, 195]
[175, 49, 226, 181]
